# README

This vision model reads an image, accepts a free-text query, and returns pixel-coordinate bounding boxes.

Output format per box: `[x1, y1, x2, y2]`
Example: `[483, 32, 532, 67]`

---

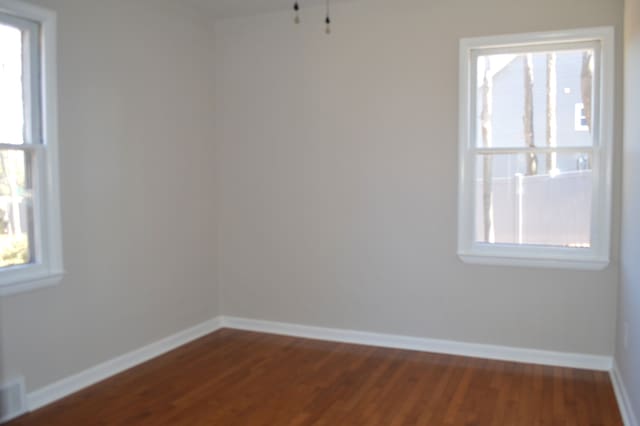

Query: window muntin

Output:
[458, 29, 613, 270]
[0, 1, 63, 295]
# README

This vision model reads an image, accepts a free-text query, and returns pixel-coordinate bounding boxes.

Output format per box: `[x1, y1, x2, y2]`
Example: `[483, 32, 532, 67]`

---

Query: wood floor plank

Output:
[7, 329, 623, 425]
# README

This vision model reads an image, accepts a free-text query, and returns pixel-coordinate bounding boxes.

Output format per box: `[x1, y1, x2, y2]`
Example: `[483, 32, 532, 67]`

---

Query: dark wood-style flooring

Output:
[9, 329, 623, 425]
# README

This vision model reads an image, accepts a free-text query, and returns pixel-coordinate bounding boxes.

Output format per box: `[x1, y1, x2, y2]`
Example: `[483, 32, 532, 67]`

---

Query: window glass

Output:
[474, 152, 592, 247]
[0, 149, 34, 267]
[0, 23, 25, 145]
[474, 49, 596, 148]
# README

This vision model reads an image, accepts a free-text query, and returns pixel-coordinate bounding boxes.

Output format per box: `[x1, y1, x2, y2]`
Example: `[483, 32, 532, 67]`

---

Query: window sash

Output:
[0, 12, 42, 146]
[462, 149, 605, 261]
[470, 40, 601, 58]
[0, 13, 44, 272]
[0, 143, 47, 265]
[470, 150, 596, 250]
[469, 41, 602, 151]
[473, 146, 595, 155]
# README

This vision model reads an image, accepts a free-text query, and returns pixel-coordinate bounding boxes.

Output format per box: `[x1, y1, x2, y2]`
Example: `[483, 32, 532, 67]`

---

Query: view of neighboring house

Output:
[474, 49, 593, 247]
[480, 50, 592, 152]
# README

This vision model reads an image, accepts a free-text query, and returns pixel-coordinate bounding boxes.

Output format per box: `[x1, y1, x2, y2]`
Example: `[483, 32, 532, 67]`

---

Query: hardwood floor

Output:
[9, 329, 622, 425]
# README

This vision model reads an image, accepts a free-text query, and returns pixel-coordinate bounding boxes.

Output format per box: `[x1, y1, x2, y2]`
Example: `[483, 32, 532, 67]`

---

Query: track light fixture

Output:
[293, 1, 332, 34]
[293, 1, 300, 24]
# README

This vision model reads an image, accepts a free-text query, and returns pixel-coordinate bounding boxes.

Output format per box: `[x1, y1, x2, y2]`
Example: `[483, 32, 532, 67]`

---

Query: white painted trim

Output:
[26, 317, 223, 412]
[458, 252, 609, 270]
[0, 272, 63, 297]
[20, 315, 620, 419]
[220, 316, 613, 371]
[0, 0, 64, 296]
[611, 361, 639, 426]
[460, 26, 617, 50]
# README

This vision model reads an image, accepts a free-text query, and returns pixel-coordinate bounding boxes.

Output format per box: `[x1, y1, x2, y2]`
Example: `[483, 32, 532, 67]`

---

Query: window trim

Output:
[0, 0, 63, 296]
[457, 27, 614, 270]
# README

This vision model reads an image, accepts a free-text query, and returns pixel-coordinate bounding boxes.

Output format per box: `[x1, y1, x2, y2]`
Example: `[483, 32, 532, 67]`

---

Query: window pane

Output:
[474, 152, 592, 248]
[475, 48, 596, 148]
[0, 23, 25, 145]
[0, 149, 34, 268]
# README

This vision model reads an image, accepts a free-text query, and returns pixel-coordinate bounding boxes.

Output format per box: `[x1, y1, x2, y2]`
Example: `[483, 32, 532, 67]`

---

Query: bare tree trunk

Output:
[481, 58, 495, 243]
[546, 53, 557, 171]
[523, 54, 537, 175]
[581, 51, 594, 132]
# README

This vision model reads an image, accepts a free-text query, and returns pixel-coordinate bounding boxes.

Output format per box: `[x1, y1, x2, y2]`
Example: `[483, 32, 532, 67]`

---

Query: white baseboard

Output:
[611, 361, 639, 426]
[26, 317, 223, 412]
[22, 315, 619, 420]
[220, 316, 613, 371]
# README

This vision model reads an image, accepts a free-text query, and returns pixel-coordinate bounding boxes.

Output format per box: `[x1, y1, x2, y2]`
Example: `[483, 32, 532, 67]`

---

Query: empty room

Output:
[0, 0, 638, 424]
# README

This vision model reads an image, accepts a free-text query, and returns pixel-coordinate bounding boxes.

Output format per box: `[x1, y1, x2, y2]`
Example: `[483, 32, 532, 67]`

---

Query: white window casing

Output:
[0, 0, 63, 295]
[457, 27, 614, 270]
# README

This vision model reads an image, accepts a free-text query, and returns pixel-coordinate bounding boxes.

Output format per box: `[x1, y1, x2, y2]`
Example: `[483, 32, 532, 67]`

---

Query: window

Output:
[458, 28, 614, 270]
[0, 0, 62, 295]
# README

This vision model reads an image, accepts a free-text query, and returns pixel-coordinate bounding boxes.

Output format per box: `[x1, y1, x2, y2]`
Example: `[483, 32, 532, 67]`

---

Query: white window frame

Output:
[0, 0, 62, 296]
[457, 27, 614, 270]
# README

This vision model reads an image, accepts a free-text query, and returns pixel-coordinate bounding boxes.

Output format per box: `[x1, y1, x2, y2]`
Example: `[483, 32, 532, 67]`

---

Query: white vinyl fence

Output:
[475, 171, 592, 247]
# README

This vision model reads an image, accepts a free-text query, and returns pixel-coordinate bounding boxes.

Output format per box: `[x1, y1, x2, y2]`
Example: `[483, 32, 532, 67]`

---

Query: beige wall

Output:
[617, 0, 640, 420]
[0, 0, 219, 391]
[215, 0, 623, 355]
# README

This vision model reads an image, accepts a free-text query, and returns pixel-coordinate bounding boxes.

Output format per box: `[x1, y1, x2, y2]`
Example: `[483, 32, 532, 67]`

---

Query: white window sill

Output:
[0, 271, 64, 297]
[458, 252, 610, 271]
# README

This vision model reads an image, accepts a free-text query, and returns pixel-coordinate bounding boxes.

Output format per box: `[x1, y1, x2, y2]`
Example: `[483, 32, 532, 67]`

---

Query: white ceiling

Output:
[188, 0, 352, 20]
